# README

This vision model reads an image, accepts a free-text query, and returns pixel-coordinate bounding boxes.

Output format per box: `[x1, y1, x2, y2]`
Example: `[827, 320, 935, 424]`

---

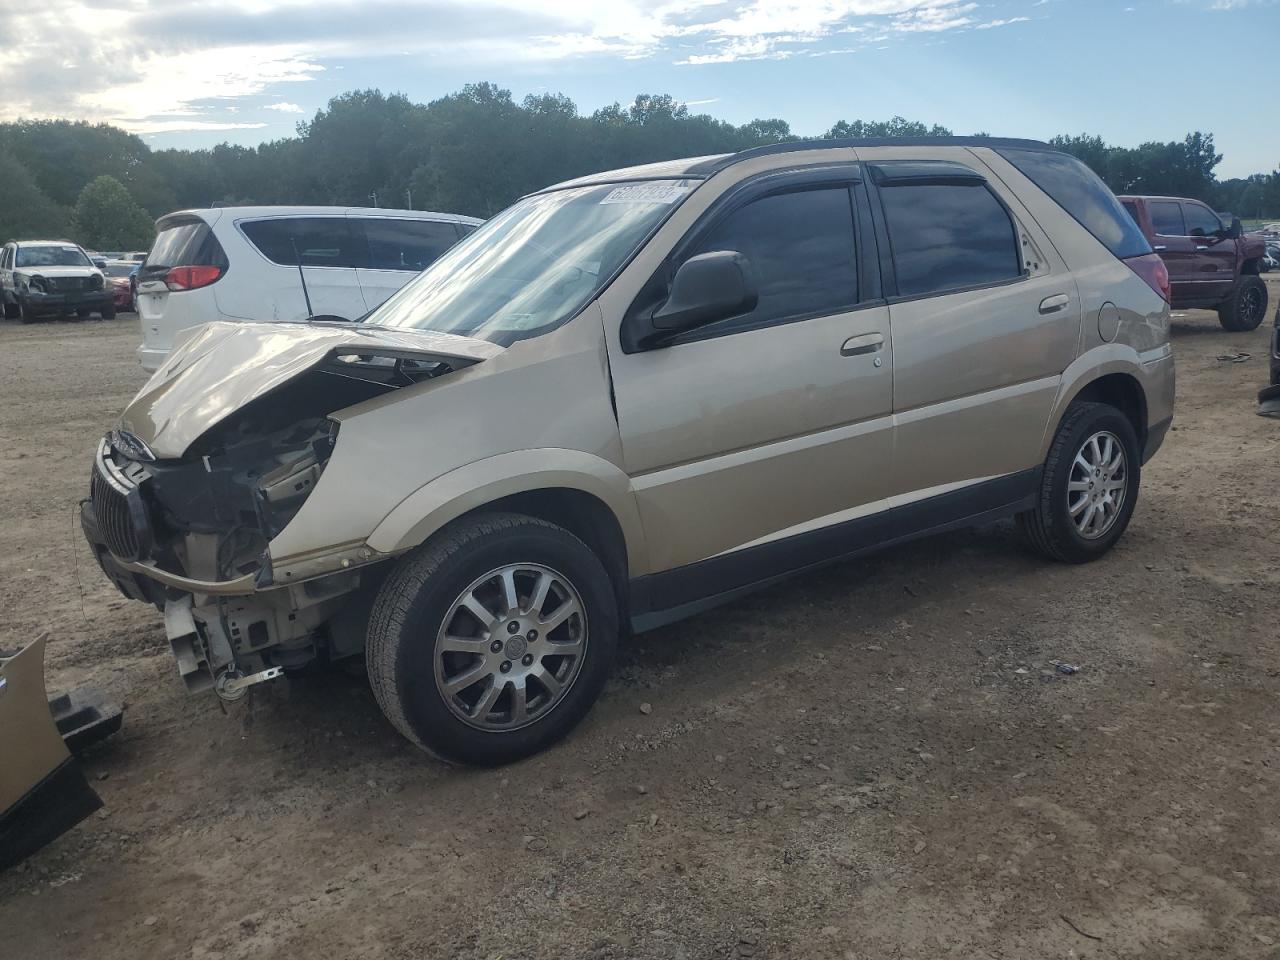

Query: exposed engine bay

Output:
[82, 345, 477, 697]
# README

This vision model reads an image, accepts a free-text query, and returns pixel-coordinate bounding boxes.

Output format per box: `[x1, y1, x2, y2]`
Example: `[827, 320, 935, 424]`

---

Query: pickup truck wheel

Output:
[16, 298, 35, 324]
[366, 512, 618, 766]
[1217, 275, 1267, 332]
[1, 298, 16, 320]
[1016, 402, 1140, 564]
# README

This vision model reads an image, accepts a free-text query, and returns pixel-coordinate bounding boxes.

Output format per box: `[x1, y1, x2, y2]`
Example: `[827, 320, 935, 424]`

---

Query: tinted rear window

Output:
[362, 218, 460, 272]
[1149, 201, 1185, 237]
[145, 219, 226, 274]
[880, 182, 1021, 298]
[240, 217, 363, 268]
[998, 148, 1151, 260]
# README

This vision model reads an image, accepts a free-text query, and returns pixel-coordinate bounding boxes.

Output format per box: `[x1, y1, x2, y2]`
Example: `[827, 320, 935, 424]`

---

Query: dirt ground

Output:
[1, 288, 1278, 960]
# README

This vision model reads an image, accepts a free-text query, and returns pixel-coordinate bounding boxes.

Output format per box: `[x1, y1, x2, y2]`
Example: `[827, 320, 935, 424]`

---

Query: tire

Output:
[1, 298, 15, 320]
[366, 512, 619, 765]
[1217, 275, 1267, 332]
[76, 308, 90, 318]
[16, 298, 35, 324]
[101, 303, 116, 320]
[1016, 402, 1141, 564]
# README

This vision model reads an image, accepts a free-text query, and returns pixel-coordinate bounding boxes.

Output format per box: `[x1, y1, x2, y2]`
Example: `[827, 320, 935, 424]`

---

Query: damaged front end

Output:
[82, 321, 500, 696]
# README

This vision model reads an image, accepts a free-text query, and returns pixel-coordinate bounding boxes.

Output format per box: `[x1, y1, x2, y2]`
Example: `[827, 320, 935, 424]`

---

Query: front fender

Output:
[366, 449, 649, 574]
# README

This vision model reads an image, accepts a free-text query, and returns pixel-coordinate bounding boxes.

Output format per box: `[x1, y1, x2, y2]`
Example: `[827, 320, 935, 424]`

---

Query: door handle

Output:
[840, 332, 884, 356]
[1038, 294, 1070, 314]
[1153, 245, 1167, 251]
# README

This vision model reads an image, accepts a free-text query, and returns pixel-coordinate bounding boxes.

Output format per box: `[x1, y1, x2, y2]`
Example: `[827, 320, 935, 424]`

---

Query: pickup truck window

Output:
[1149, 201, 1185, 237]
[1182, 203, 1222, 237]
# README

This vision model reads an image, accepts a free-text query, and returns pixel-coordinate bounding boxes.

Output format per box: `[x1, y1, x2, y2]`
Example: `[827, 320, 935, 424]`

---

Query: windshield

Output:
[16, 245, 91, 268]
[367, 179, 697, 345]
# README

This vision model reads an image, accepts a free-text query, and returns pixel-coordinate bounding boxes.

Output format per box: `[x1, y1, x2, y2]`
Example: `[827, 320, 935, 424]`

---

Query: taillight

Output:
[1124, 253, 1169, 303]
[165, 265, 222, 292]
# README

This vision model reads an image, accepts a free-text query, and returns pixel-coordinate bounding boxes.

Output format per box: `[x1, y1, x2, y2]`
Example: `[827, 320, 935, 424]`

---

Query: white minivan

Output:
[135, 206, 481, 370]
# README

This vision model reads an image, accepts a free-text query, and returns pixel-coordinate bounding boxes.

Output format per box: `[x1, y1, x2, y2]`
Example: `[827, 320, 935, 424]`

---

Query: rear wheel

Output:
[1017, 402, 1140, 563]
[1217, 275, 1267, 332]
[366, 512, 619, 765]
[101, 303, 116, 320]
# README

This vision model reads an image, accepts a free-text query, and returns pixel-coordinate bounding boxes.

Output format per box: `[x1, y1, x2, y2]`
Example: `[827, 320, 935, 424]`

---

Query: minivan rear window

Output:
[363, 218, 460, 272]
[240, 217, 363, 268]
[144, 219, 226, 275]
[997, 148, 1151, 260]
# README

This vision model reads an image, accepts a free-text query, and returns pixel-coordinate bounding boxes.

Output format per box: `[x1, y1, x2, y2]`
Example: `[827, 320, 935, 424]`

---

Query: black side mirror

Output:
[92, 258, 107, 270]
[647, 251, 757, 340]
[1227, 217, 1243, 240]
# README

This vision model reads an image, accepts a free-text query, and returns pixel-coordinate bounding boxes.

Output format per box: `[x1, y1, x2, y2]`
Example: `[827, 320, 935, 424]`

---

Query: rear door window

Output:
[997, 148, 1151, 260]
[1149, 202, 1186, 237]
[680, 186, 859, 333]
[240, 217, 364, 268]
[879, 182, 1021, 298]
[360, 218, 460, 272]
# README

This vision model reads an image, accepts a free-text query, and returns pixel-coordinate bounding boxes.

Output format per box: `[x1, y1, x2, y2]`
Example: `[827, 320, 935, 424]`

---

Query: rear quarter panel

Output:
[971, 150, 1172, 457]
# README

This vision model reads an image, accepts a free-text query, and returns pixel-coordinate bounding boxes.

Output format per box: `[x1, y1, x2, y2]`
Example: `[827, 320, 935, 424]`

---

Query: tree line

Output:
[2, 83, 1278, 250]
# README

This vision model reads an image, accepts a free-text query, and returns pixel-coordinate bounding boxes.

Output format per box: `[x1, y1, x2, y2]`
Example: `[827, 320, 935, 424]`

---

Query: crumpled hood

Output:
[19, 266, 101, 280]
[119, 320, 504, 458]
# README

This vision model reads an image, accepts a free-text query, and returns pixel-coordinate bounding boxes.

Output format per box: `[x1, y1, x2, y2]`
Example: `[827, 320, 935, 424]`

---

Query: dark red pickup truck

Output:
[1120, 195, 1268, 331]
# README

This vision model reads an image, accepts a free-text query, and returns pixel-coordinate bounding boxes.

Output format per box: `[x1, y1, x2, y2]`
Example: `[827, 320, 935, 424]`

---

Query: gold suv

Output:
[83, 138, 1175, 764]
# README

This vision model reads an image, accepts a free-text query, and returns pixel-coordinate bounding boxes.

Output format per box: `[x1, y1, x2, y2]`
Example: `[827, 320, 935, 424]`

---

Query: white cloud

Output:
[0, 0, 1047, 125]
[975, 15, 1032, 28]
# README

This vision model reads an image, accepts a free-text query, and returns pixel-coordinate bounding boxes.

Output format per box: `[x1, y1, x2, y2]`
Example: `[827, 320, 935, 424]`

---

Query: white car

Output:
[135, 206, 481, 371]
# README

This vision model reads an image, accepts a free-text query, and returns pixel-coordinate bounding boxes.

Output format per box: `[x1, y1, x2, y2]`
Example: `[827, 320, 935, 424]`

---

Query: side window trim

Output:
[865, 162, 1026, 304]
[624, 164, 868, 352]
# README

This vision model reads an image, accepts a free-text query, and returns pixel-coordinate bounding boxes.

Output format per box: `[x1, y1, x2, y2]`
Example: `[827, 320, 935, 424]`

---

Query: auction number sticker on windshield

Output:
[600, 183, 691, 205]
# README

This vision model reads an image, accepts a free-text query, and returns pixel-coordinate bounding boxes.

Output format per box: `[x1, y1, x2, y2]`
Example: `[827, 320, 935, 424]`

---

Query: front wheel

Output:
[16, 298, 35, 324]
[366, 512, 619, 765]
[1017, 402, 1141, 563]
[101, 303, 116, 320]
[1217, 275, 1267, 332]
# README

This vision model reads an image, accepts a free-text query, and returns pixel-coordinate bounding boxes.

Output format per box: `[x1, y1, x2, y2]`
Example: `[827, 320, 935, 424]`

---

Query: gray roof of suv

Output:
[542, 137, 1056, 192]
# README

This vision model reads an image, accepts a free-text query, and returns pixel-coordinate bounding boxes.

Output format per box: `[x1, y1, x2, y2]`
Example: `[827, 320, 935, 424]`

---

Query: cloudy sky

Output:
[3, 0, 1277, 176]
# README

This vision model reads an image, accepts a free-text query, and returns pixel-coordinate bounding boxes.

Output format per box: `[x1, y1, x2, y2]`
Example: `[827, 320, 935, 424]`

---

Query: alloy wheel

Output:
[1240, 284, 1264, 325]
[1068, 430, 1128, 540]
[434, 563, 588, 731]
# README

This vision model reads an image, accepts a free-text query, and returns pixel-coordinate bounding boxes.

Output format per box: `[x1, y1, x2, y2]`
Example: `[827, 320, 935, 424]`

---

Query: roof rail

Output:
[685, 135, 1056, 176]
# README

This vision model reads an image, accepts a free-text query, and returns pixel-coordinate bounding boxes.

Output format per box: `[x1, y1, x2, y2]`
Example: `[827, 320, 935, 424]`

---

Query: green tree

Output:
[72, 175, 155, 249]
[823, 116, 952, 139]
[0, 151, 71, 240]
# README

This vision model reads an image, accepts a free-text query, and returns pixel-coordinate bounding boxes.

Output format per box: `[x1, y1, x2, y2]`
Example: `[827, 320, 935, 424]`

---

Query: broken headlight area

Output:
[89, 345, 467, 583]
[89, 414, 337, 584]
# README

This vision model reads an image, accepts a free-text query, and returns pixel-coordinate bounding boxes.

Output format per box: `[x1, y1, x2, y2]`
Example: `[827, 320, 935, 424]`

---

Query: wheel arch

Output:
[366, 450, 648, 613]
[1043, 351, 1152, 460]
[1067, 372, 1147, 450]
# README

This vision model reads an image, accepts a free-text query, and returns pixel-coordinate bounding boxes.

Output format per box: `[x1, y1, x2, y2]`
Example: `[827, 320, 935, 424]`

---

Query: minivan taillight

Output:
[165, 265, 222, 292]
[1124, 253, 1170, 303]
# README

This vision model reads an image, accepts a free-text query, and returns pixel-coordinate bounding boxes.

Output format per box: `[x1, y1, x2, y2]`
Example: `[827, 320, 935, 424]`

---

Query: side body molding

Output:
[366, 449, 650, 574]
